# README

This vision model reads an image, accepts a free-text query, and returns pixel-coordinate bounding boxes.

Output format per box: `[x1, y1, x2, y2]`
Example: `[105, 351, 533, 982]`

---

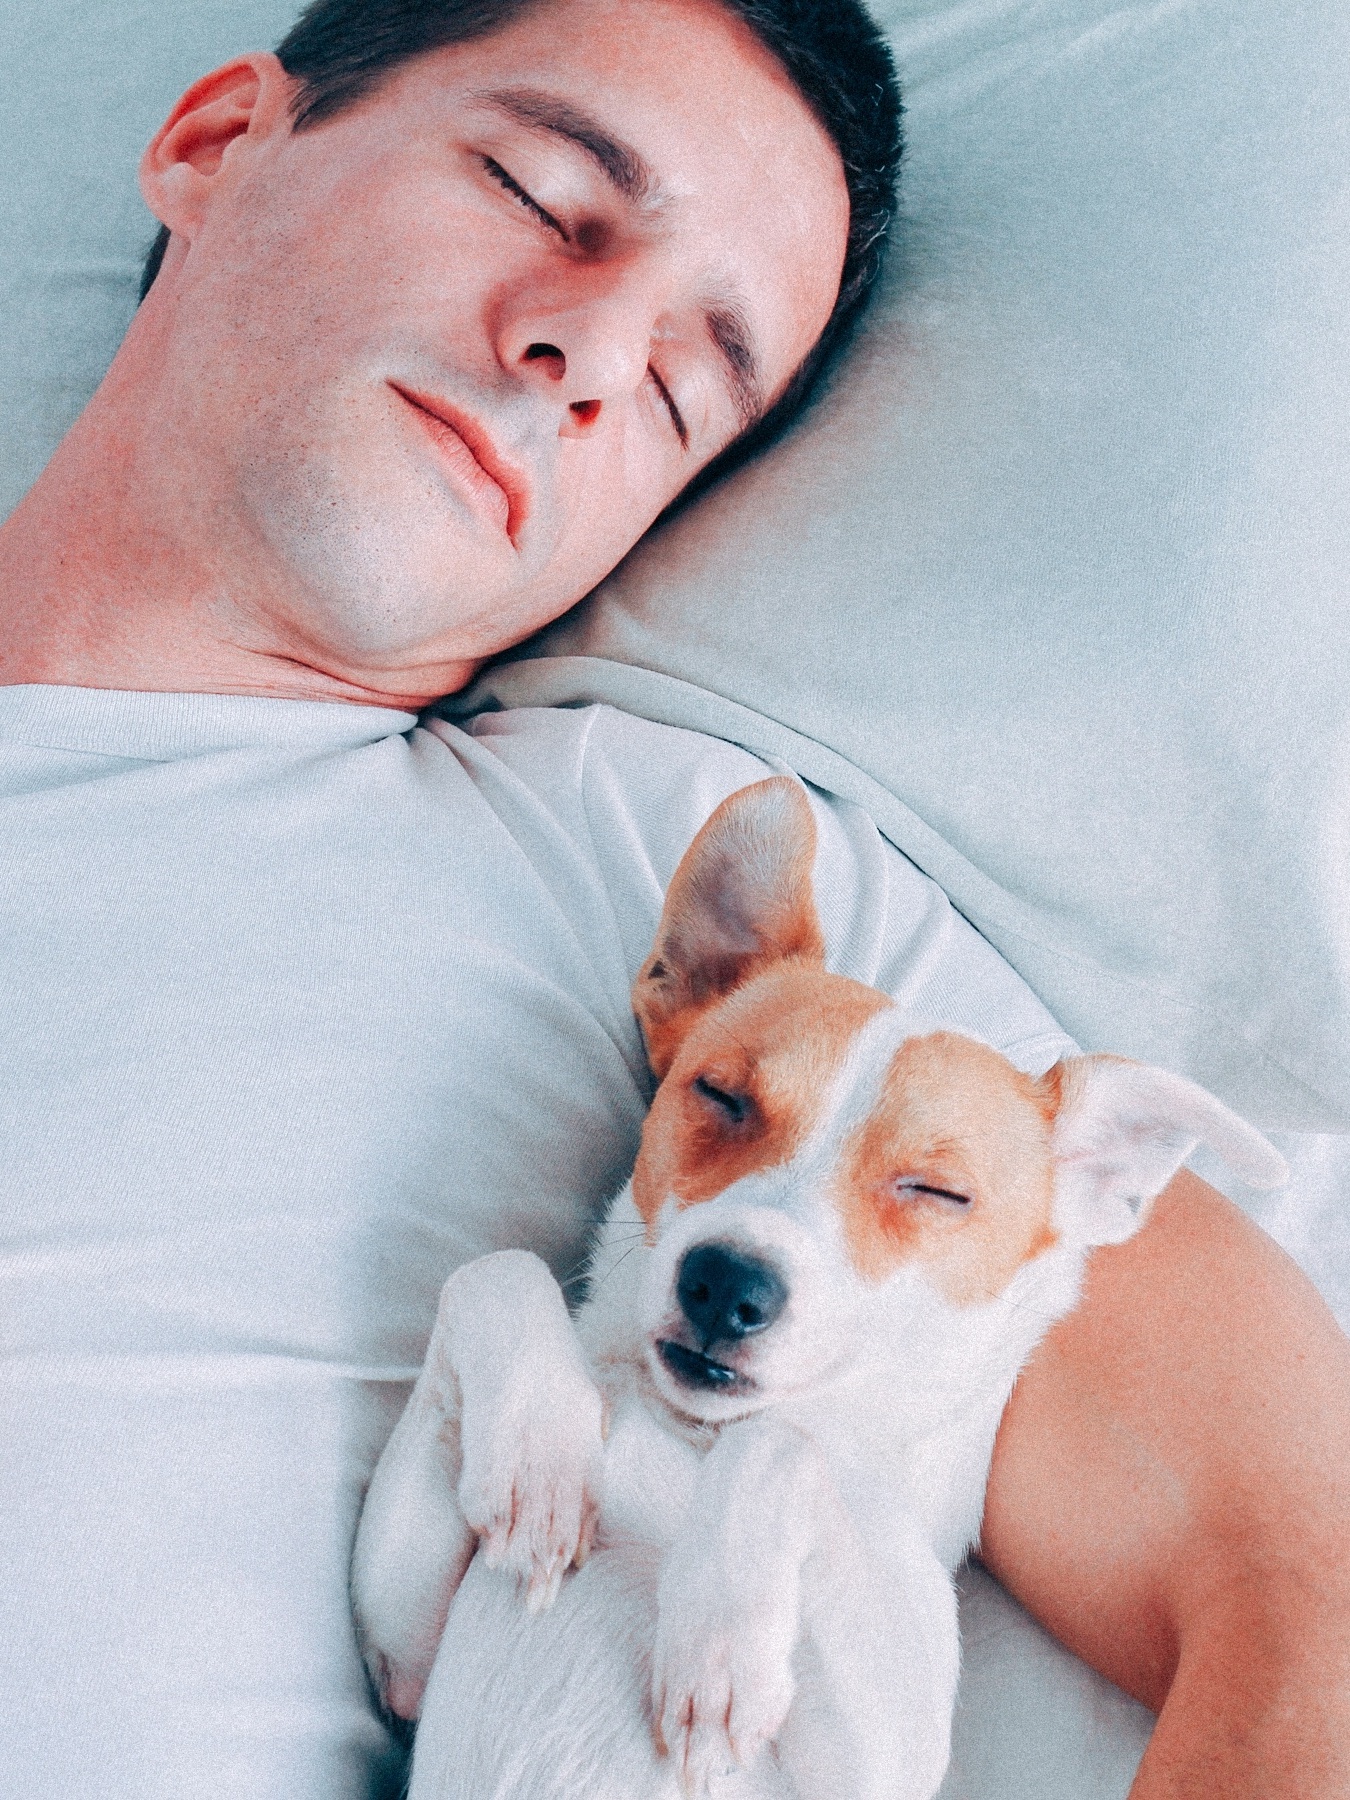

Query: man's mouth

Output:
[389, 383, 529, 545]
[657, 1339, 741, 1391]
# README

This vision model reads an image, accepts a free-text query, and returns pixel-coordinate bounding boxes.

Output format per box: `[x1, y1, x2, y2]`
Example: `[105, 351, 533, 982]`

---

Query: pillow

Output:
[460, 0, 1350, 1133]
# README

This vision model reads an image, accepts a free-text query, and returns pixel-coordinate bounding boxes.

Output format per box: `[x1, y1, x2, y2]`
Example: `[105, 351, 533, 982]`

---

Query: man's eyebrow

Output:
[705, 301, 763, 433]
[476, 87, 653, 206]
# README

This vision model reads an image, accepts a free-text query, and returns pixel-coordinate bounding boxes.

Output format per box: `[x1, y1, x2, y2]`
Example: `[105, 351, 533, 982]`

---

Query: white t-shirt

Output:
[0, 686, 1072, 1800]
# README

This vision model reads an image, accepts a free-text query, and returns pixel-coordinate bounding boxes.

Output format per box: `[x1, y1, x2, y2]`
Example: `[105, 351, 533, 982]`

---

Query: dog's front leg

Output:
[776, 1509, 959, 1800]
[351, 1249, 605, 1720]
[651, 1414, 825, 1798]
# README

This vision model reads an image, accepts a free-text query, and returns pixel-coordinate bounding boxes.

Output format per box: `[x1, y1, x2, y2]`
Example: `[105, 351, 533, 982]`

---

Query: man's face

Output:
[145, 0, 849, 696]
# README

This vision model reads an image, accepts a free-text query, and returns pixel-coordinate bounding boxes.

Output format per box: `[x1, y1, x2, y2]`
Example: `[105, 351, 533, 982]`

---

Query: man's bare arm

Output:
[981, 1169, 1350, 1798]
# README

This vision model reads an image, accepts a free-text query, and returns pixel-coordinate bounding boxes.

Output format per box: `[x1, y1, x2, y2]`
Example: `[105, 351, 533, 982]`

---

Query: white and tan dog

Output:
[352, 778, 1286, 1800]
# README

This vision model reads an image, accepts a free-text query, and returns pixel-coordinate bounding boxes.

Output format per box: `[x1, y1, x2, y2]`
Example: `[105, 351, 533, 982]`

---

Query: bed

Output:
[2, 0, 1347, 1793]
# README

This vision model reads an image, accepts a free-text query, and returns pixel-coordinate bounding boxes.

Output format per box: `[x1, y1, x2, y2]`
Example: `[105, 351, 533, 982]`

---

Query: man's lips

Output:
[389, 382, 529, 544]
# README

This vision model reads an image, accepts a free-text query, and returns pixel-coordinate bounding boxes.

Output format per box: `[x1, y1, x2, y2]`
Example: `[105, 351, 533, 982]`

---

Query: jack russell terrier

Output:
[351, 777, 1287, 1800]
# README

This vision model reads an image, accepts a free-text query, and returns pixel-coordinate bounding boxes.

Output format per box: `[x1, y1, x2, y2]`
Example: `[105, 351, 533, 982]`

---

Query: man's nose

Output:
[498, 278, 657, 430]
[676, 1243, 788, 1350]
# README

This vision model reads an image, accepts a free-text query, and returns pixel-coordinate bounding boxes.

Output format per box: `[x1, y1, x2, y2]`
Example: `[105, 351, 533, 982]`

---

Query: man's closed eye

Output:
[482, 156, 568, 239]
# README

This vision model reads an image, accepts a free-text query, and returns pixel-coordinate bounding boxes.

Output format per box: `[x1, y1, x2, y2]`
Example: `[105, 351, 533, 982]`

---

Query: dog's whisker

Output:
[586, 1240, 646, 1293]
[552, 1227, 649, 1295]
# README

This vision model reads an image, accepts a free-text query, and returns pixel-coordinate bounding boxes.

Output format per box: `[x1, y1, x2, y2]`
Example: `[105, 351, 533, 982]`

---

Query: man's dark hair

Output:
[139, 0, 902, 469]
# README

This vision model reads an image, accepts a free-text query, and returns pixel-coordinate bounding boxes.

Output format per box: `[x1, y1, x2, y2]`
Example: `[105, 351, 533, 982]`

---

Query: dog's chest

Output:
[593, 1389, 704, 1549]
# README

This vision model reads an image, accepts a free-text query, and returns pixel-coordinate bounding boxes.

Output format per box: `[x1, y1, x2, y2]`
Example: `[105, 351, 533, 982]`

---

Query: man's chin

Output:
[242, 501, 526, 689]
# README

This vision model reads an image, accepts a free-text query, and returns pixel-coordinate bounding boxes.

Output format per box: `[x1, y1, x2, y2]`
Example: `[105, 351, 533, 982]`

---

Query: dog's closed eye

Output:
[892, 1177, 971, 1208]
[692, 1075, 754, 1125]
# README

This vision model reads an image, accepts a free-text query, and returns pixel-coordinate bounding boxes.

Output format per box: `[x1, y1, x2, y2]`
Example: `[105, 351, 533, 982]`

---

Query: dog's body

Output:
[352, 780, 1286, 1800]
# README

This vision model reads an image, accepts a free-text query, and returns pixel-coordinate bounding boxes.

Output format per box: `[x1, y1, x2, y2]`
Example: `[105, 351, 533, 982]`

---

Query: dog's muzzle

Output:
[656, 1242, 788, 1391]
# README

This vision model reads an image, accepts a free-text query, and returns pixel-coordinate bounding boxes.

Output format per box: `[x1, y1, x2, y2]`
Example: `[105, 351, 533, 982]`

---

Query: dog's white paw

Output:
[651, 1583, 796, 1797]
[456, 1374, 605, 1612]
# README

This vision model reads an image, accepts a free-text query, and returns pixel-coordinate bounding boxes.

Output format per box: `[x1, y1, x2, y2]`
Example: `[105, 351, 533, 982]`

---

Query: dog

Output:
[351, 776, 1287, 1800]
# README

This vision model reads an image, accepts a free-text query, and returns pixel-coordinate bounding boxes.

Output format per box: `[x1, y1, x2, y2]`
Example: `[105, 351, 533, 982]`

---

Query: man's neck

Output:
[0, 321, 474, 711]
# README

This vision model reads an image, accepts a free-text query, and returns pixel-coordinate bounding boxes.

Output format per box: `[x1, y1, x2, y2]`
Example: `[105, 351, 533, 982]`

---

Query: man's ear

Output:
[139, 54, 294, 245]
[1039, 1055, 1289, 1246]
[632, 778, 826, 1080]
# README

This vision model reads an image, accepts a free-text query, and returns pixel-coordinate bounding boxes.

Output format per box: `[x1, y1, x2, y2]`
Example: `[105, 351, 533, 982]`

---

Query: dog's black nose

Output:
[676, 1243, 787, 1347]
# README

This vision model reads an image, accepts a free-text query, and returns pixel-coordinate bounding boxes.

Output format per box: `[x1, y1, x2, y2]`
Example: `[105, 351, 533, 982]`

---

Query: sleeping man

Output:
[0, 0, 1347, 1795]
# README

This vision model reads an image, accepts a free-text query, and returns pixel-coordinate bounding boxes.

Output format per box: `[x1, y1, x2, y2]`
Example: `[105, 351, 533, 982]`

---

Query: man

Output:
[0, 1, 1346, 1796]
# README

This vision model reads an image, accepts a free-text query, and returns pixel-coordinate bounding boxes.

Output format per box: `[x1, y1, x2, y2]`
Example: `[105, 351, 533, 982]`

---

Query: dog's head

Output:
[629, 779, 1287, 1425]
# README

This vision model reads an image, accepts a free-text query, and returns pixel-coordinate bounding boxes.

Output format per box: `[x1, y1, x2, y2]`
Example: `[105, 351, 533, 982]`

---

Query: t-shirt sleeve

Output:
[459, 703, 1076, 1077]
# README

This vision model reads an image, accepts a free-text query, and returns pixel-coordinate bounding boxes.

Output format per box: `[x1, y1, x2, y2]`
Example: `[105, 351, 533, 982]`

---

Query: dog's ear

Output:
[1037, 1055, 1288, 1246]
[633, 778, 826, 1080]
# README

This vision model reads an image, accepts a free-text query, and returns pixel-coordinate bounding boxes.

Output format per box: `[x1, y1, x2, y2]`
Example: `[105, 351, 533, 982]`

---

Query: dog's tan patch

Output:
[632, 964, 888, 1226]
[836, 1033, 1058, 1305]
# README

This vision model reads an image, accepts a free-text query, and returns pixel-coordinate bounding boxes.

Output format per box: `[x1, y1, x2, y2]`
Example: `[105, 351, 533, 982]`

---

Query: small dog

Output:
[352, 777, 1286, 1800]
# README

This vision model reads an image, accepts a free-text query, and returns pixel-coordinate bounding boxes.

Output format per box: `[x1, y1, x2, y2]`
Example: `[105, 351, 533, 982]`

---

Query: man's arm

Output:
[981, 1168, 1350, 1798]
